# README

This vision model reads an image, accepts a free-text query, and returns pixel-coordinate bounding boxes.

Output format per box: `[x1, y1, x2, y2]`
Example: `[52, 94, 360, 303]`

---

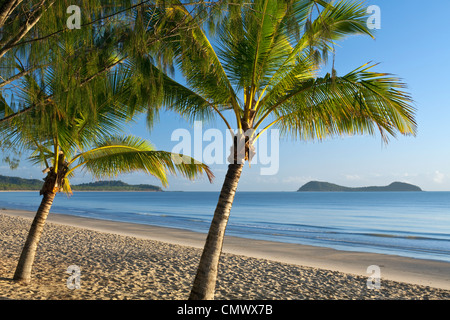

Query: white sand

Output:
[1, 209, 449, 300]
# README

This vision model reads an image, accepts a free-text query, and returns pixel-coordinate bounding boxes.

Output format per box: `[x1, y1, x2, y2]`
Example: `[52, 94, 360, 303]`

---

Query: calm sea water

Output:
[1, 191, 449, 263]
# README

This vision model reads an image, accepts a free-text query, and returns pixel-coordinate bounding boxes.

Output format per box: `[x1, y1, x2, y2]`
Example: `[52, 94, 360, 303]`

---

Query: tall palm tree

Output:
[1, 46, 213, 285]
[145, 0, 417, 299]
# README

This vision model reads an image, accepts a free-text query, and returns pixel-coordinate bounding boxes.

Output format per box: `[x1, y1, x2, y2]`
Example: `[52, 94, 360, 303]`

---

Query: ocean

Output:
[1, 191, 449, 263]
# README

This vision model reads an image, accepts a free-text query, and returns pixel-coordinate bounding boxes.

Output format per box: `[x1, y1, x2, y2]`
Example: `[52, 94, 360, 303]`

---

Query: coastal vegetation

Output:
[71, 180, 163, 192]
[0, 175, 42, 190]
[0, 175, 162, 191]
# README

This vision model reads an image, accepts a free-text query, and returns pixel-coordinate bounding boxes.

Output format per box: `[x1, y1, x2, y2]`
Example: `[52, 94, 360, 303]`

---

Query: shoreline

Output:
[2, 208, 450, 291]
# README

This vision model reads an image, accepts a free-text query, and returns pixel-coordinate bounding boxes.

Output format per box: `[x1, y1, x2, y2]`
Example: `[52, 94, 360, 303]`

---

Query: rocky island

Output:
[298, 181, 422, 192]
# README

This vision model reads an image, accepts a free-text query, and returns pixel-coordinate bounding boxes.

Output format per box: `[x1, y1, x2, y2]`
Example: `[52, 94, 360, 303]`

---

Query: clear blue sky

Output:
[3, 0, 450, 191]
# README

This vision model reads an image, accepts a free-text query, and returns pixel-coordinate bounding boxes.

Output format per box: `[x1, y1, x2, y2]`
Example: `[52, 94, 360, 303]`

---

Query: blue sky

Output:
[3, 0, 450, 192]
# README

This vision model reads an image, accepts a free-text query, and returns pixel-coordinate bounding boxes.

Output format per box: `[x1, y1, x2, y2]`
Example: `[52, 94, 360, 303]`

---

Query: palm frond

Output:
[264, 63, 416, 142]
[70, 135, 214, 188]
[280, 0, 374, 72]
[124, 55, 220, 124]
[159, 0, 243, 123]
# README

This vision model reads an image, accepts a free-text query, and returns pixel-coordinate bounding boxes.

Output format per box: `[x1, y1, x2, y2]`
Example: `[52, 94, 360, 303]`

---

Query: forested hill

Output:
[0, 175, 42, 190]
[297, 181, 422, 192]
[0, 175, 162, 191]
[73, 180, 162, 191]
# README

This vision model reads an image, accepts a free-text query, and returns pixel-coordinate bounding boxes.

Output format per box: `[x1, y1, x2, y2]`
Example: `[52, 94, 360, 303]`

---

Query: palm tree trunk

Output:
[13, 191, 56, 284]
[189, 162, 244, 300]
[13, 153, 67, 284]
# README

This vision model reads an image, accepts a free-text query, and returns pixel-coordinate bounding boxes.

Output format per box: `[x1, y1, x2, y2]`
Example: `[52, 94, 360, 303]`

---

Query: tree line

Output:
[0, 174, 162, 191]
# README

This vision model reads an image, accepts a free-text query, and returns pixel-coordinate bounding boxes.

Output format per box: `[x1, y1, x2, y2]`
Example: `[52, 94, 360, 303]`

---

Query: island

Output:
[72, 180, 162, 192]
[0, 175, 162, 192]
[297, 181, 422, 192]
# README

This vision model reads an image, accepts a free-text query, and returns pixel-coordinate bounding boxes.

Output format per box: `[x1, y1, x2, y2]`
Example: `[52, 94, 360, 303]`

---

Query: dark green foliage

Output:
[0, 174, 162, 191]
[0, 174, 43, 190]
[71, 180, 162, 191]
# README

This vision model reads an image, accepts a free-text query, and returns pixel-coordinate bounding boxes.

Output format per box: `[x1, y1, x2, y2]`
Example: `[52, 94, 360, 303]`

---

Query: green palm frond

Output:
[28, 141, 53, 168]
[0, 91, 14, 122]
[69, 135, 214, 188]
[265, 63, 416, 142]
[315, 0, 374, 40]
[124, 55, 221, 125]
[269, 0, 374, 86]
[255, 52, 317, 114]
[159, 0, 243, 123]
[160, 74, 219, 124]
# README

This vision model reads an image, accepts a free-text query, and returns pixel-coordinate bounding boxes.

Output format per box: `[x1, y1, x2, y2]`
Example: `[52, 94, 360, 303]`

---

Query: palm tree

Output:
[145, 0, 417, 299]
[1, 46, 213, 285]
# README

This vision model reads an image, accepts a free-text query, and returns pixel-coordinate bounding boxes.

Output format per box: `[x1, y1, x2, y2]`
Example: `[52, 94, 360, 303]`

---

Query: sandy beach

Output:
[0, 209, 449, 300]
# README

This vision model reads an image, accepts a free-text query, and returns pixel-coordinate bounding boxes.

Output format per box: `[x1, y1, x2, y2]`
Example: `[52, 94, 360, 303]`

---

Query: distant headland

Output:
[297, 181, 422, 192]
[0, 175, 162, 192]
